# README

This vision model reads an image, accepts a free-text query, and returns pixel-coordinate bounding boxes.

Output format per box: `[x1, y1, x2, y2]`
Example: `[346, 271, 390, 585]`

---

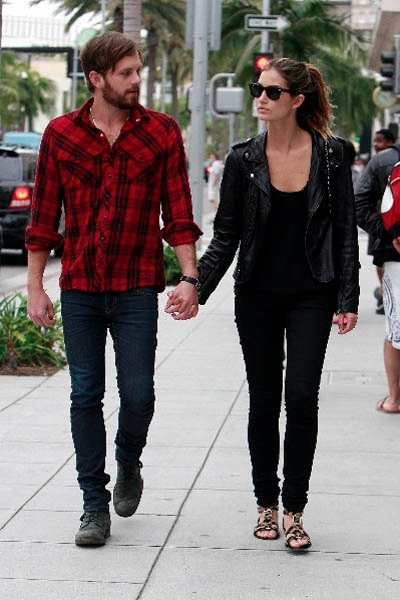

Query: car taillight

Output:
[9, 186, 31, 209]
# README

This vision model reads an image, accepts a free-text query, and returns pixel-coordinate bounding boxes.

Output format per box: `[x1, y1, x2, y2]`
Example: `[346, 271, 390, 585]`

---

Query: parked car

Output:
[2, 131, 42, 150]
[0, 145, 65, 263]
[0, 221, 3, 265]
[0, 146, 39, 263]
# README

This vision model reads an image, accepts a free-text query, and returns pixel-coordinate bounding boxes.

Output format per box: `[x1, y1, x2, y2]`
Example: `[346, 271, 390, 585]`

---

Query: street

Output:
[0, 251, 61, 297]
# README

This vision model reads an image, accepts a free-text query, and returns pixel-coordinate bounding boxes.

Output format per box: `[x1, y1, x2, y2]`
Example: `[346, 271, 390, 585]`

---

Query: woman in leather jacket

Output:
[197, 58, 359, 550]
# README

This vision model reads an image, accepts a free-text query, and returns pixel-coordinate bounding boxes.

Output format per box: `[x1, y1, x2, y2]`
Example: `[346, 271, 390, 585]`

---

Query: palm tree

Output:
[123, 0, 142, 40]
[17, 68, 57, 130]
[211, 0, 376, 138]
[141, 0, 185, 108]
[0, 51, 56, 130]
[30, 0, 188, 112]
[30, 0, 99, 29]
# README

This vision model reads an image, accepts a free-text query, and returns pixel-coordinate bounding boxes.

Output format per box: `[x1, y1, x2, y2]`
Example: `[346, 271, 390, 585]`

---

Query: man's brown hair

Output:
[80, 31, 141, 92]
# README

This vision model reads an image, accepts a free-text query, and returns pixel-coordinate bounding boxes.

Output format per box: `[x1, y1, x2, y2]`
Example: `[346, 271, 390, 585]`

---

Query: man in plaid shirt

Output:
[26, 31, 202, 546]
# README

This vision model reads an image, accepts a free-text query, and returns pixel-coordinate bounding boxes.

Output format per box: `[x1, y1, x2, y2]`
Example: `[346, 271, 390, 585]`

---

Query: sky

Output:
[3, 0, 94, 27]
[5, 0, 65, 18]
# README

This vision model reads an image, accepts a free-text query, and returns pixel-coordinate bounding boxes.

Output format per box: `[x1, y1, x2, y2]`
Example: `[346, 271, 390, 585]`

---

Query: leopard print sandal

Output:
[253, 505, 280, 540]
[282, 509, 312, 550]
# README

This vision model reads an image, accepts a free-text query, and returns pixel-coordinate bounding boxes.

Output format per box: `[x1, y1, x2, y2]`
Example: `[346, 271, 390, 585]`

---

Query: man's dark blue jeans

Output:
[61, 288, 158, 512]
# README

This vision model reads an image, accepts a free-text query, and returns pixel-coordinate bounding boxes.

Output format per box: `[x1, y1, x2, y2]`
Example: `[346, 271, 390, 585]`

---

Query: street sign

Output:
[245, 14, 289, 32]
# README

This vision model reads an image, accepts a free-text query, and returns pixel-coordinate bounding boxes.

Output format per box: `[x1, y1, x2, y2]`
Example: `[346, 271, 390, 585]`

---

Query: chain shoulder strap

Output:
[324, 138, 332, 213]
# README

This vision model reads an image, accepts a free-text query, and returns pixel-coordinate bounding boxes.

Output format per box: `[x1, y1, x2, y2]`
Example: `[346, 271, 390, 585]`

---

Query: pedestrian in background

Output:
[363, 128, 398, 315]
[26, 31, 202, 546]
[373, 128, 396, 154]
[351, 153, 367, 189]
[207, 152, 224, 212]
[355, 134, 400, 414]
[186, 58, 359, 550]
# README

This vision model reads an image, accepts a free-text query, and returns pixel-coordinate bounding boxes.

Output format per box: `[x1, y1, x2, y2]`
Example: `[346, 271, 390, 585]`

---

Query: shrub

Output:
[164, 245, 181, 285]
[0, 292, 66, 370]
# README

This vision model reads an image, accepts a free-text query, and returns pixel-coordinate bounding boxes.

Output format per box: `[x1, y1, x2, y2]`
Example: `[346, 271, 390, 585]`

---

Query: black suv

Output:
[0, 146, 38, 261]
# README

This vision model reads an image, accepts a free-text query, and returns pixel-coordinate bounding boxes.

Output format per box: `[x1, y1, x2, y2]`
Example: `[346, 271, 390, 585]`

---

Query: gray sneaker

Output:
[113, 461, 143, 518]
[75, 511, 111, 546]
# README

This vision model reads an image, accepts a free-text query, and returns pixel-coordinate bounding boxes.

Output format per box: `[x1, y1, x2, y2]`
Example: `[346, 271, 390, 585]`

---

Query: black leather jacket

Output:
[198, 130, 359, 314]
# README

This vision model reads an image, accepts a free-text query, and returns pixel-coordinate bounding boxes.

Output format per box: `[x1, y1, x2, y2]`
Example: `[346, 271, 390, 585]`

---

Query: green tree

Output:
[31, 0, 188, 115]
[211, 0, 376, 138]
[123, 0, 142, 40]
[0, 51, 56, 131]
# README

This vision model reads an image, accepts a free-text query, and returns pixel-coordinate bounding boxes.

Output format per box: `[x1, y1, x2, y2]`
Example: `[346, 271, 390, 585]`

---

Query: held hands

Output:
[334, 312, 358, 335]
[27, 289, 56, 327]
[164, 280, 199, 320]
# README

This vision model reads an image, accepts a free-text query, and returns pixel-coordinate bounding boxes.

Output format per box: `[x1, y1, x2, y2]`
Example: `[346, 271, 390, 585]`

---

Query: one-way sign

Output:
[245, 14, 289, 32]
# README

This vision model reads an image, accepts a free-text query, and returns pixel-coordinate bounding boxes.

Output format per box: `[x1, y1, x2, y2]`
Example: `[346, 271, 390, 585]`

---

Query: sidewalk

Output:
[0, 229, 399, 599]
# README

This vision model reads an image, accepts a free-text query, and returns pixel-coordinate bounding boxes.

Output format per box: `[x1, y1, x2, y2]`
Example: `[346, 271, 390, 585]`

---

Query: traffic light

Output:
[252, 52, 273, 80]
[379, 35, 400, 94]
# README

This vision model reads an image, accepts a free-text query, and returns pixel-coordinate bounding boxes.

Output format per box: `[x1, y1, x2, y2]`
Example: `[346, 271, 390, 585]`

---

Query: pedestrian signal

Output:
[252, 52, 273, 80]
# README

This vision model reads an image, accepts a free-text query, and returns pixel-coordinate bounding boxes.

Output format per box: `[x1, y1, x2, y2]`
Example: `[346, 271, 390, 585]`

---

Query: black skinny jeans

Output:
[235, 286, 336, 513]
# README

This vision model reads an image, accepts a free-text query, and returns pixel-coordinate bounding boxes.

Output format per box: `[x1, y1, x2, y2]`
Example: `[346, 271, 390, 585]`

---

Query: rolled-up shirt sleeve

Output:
[160, 119, 202, 246]
[25, 124, 64, 252]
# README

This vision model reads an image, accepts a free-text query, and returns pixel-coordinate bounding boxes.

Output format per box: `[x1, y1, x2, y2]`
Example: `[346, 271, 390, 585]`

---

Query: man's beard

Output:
[102, 80, 139, 110]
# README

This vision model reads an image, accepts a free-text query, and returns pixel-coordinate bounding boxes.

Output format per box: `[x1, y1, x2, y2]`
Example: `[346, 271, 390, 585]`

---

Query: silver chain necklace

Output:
[90, 107, 126, 146]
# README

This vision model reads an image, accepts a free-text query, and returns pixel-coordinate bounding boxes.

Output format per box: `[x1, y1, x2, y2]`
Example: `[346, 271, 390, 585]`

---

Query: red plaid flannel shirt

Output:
[26, 99, 202, 292]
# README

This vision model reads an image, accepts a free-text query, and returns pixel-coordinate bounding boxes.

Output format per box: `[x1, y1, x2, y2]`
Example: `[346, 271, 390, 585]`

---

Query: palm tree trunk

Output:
[146, 27, 158, 109]
[123, 0, 142, 42]
[170, 65, 179, 120]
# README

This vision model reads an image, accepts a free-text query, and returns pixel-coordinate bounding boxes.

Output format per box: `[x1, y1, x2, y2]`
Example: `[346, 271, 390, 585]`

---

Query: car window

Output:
[23, 157, 37, 182]
[0, 156, 22, 181]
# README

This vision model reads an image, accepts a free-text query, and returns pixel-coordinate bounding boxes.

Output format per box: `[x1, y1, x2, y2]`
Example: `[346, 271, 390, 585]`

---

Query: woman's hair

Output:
[80, 31, 141, 93]
[263, 58, 333, 138]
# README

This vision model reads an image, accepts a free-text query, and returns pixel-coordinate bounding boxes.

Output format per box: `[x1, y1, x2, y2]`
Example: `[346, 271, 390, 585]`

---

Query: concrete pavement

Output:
[0, 227, 399, 599]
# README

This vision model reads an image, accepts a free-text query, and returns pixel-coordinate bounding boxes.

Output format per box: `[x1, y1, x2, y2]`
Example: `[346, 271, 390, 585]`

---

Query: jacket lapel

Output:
[241, 132, 270, 195]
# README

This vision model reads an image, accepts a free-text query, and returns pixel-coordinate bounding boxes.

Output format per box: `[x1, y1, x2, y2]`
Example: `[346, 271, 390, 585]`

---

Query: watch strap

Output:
[179, 275, 200, 289]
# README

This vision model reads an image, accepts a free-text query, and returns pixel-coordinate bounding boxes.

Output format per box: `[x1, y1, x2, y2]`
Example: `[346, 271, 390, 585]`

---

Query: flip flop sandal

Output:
[253, 505, 280, 540]
[283, 510, 312, 551]
[376, 397, 400, 414]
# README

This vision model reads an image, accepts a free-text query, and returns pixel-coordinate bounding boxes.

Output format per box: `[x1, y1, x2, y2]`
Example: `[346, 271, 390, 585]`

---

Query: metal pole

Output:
[101, 0, 107, 33]
[258, 0, 270, 133]
[71, 45, 79, 110]
[160, 51, 167, 113]
[188, 0, 209, 231]
[261, 0, 270, 53]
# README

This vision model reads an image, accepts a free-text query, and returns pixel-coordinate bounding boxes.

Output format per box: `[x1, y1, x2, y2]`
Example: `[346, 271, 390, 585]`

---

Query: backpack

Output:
[381, 161, 400, 237]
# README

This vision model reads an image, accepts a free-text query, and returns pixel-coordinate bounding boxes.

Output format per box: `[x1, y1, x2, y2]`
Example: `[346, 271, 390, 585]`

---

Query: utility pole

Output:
[101, 0, 107, 33]
[258, 0, 270, 134]
[188, 1, 209, 230]
[261, 0, 270, 54]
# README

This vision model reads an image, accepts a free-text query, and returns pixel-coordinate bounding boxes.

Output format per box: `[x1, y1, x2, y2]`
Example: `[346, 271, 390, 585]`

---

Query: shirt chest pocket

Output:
[59, 157, 98, 191]
[117, 147, 164, 184]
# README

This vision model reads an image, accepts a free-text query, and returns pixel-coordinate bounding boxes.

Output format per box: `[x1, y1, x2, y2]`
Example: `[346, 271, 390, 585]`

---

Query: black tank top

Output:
[247, 183, 319, 293]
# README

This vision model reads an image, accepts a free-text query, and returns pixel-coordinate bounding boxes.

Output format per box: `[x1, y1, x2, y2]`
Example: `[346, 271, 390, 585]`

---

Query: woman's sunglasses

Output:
[248, 83, 296, 100]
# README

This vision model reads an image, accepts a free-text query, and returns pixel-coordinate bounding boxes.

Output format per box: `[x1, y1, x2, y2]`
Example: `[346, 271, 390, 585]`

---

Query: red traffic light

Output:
[253, 52, 273, 78]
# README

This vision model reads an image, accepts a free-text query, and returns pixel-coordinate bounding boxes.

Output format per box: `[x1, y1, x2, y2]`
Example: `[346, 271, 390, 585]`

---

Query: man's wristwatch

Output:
[179, 275, 201, 289]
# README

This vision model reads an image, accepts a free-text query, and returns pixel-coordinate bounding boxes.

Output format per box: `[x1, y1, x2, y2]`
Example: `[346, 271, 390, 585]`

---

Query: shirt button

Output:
[101, 236, 105, 241]
[104, 190, 110, 199]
